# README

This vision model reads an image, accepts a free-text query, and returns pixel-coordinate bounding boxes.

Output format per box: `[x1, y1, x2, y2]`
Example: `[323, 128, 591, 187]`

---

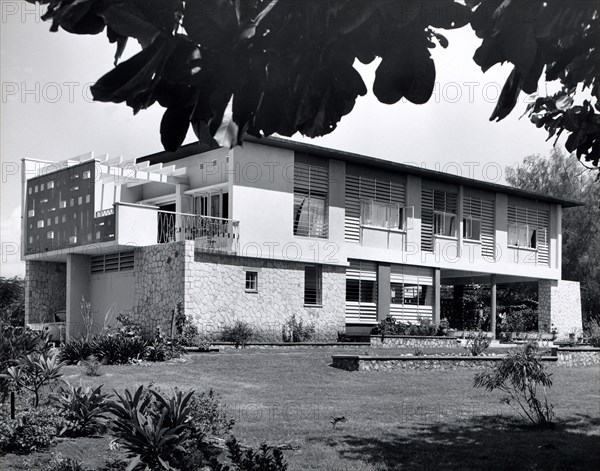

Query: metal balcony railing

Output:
[157, 211, 239, 253]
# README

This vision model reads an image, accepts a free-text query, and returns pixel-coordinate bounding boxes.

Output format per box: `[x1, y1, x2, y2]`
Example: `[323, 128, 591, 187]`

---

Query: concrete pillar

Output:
[490, 274, 497, 338]
[433, 268, 441, 325]
[66, 254, 91, 340]
[377, 263, 391, 321]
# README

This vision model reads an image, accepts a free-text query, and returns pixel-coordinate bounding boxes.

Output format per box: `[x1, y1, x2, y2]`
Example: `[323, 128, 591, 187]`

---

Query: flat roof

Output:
[137, 136, 583, 208]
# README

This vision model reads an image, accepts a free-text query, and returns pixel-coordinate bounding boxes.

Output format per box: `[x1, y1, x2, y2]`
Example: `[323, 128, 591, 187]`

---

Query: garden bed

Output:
[208, 341, 371, 349]
[370, 335, 460, 348]
[332, 354, 558, 371]
[556, 347, 600, 367]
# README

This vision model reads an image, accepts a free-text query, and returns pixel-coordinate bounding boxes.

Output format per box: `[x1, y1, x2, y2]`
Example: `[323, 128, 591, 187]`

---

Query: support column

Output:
[433, 268, 441, 325]
[66, 254, 91, 341]
[377, 263, 391, 321]
[490, 274, 497, 339]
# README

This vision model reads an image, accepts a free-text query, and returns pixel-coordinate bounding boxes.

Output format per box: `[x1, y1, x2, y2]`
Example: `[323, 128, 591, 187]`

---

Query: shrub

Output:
[112, 312, 143, 338]
[371, 315, 437, 337]
[0, 405, 65, 454]
[221, 321, 253, 349]
[474, 343, 554, 426]
[585, 317, 600, 347]
[188, 389, 235, 438]
[91, 335, 147, 365]
[52, 382, 111, 437]
[146, 326, 185, 362]
[1, 353, 64, 407]
[464, 331, 491, 357]
[108, 385, 202, 471]
[59, 338, 94, 365]
[81, 355, 102, 376]
[45, 453, 85, 471]
[227, 437, 288, 471]
[0, 324, 50, 401]
[281, 314, 315, 343]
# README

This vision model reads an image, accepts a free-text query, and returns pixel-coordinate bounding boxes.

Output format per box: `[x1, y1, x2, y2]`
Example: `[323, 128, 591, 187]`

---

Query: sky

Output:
[0, 1, 562, 277]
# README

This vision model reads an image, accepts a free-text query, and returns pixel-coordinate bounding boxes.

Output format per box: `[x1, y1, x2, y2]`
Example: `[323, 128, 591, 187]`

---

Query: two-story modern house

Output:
[21, 137, 583, 341]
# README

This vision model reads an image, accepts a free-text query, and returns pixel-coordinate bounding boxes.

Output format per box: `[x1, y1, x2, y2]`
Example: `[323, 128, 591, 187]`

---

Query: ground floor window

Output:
[390, 264, 434, 323]
[245, 271, 258, 292]
[304, 265, 322, 305]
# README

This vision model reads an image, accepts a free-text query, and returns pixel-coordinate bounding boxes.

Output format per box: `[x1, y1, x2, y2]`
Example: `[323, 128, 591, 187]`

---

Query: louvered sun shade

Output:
[390, 265, 434, 323]
[463, 195, 495, 258]
[345, 260, 377, 324]
[345, 174, 406, 242]
[293, 161, 328, 238]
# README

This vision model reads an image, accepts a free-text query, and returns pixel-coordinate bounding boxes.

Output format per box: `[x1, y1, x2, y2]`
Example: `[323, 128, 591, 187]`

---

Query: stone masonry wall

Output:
[371, 336, 460, 348]
[556, 348, 600, 367]
[134, 241, 186, 337]
[184, 242, 346, 341]
[538, 280, 582, 340]
[25, 260, 66, 323]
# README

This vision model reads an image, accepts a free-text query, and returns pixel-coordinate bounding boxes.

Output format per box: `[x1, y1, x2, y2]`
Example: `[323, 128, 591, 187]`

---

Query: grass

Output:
[1, 348, 598, 470]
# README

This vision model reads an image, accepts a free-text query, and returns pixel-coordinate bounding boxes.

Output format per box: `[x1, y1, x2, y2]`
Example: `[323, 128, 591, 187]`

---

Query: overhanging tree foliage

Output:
[26, 0, 599, 165]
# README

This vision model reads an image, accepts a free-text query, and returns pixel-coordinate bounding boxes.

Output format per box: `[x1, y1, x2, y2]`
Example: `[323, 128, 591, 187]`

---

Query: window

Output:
[360, 200, 405, 230]
[28, 210, 35, 217]
[430, 189, 458, 238]
[508, 223, 537, 248]
[304, 265, 322, 305]
[245, 271, 258, 292]
[507, 205, 548, 250]
[391, 283, 428, 305]
[434, 211, 456, 237]
[294, 159, 328, 238]
[463, 217, 481, 241]
[82, 171, 91, 179]
[47, 181, 54, 189]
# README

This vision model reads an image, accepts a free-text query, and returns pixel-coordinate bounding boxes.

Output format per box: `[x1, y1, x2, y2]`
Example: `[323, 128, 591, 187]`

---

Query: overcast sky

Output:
[0, 1, 561, 277]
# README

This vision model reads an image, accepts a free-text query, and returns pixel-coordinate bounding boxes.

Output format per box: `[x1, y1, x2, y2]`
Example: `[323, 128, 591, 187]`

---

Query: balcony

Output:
[157, 210, 239, 253]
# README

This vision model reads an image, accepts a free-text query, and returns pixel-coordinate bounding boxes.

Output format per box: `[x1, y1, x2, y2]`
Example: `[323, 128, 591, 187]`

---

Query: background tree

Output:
[0, 277, 26, 326]
[505, 149, 600, 323]
[26, 0, 599, 166]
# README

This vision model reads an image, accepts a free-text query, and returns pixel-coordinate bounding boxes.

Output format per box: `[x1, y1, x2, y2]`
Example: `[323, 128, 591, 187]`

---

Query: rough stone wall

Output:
[185, 246, 346, 341]
[332, 356, 557, 371]
[134, 241, 186, 337]
[371, 336, 460, 348]
[538, 280, 583, 339]
[557, 349, 600, 367]
[25, 261, 66, 323]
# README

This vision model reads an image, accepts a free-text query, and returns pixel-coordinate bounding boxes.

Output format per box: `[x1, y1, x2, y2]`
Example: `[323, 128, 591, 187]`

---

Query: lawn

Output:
[2, 348, 599, 470]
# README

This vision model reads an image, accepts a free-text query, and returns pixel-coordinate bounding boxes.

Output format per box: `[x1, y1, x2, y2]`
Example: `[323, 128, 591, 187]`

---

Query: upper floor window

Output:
[293, 159, 328, 238]
[360, 200, 405, 230]
[463, 217, 481, 241]
[433, 189, 457, 237]
[463, 196, 484, 241]
[508, 223, 537, 248]
[507, 205, 548, 250]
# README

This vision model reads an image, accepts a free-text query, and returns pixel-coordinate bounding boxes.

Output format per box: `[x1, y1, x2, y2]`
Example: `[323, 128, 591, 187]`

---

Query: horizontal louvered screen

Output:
[294, 161, 328, 238]
[464, 195, 495, 259]
[389, 264, 434, 323]
[346, 260, 378, 324]
[90, 251, 135, 274]
[344, 174, 406, 242]
[421, 188, 434, 252]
